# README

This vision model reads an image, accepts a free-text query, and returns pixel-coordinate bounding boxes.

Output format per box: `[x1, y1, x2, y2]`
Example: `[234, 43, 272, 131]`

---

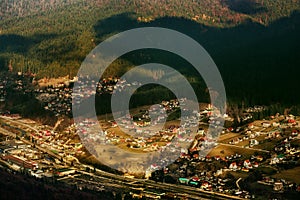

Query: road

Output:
[0, 118, 65, 162]
[0, 116, 39, 134]
[75, 169, 244, 200]
[236, 178, 242, 189]
[0, 127, 17, 138]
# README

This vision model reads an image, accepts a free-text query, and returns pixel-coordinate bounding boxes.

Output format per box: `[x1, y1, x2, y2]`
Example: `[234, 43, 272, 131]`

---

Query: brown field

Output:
[208, 144, 259, 158]
[272, 167, 300, 184]
[235, 140, 249, 147]
[105, 121, 178, 154]
[252, 120, 265, 127]
[218, 133, 241, 143]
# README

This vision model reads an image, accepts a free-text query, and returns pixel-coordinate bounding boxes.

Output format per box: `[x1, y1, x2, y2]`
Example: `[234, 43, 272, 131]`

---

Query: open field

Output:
[272, 167, 300, 184]
[255, 138, 282, 151]
[208, 144, 262, 158]
[218, 133, 241, 143]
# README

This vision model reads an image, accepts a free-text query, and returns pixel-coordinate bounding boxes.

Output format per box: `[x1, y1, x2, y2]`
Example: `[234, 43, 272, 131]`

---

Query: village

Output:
[0, 73, 143, 117]
[0, 100, 299, 199]
[0, 73, 299, 199]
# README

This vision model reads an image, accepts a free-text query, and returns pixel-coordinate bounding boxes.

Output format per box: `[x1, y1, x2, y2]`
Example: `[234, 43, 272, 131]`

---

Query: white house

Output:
[229, 162, 238, 171]
[244, 160, 252, 169]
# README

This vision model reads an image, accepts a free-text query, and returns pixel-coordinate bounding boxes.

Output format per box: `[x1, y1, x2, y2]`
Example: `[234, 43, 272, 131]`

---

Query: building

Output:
[229, 162, 238, 171]
[2, 154, 38, 170]
[244, 160, 252, 169]
[55, 168, 76, 177]
[273, 181, 284, 192]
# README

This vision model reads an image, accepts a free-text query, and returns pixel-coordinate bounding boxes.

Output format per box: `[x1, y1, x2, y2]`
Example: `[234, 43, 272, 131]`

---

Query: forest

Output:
[0, 0, 300, 108]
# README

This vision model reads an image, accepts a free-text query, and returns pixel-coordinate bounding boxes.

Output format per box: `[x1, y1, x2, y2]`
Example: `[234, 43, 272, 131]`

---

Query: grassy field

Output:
[255, 137, 282, 151]
[272, 167, 300, 184]
[208, 144, 260, 158]
[228, 171, 250, 179]
[218, 133, 241, 143]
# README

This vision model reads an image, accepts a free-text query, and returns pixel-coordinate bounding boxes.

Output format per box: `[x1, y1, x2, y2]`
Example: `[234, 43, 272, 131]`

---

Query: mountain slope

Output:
[0, 0, 300, 106]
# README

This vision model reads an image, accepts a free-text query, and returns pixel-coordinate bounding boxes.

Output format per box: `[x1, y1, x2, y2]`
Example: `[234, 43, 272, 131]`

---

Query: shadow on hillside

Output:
[93, 11, 300, 105]
[0, 11, 299, 105]
[0, 33, 59, 70]
[223, 0, 268, 14]
[0, 33, 58, 54]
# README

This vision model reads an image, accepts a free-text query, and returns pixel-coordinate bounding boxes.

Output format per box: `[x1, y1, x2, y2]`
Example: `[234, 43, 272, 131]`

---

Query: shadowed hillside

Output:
[92, 12, 300, 106]
[0, 1, 299, 108]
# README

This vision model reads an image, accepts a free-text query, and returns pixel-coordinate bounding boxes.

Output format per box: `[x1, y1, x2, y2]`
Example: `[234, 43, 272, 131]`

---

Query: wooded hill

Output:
[0, 0, 300, 107]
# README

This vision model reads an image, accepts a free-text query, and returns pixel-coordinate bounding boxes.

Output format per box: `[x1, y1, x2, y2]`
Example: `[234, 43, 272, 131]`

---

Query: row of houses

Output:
[36, 77, 142, 116]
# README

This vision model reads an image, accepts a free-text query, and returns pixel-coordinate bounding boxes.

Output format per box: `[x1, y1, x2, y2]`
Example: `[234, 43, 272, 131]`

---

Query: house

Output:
[292, 130, 298, 137]
[205, 156, 212, 162]
[201, 181, 212, 190]
[150, 164, 160, 171]
[273, 181, 284, 192]
[111, 121, 117, 127]
[193, 153, 199, 159]
[191, 177, 200, 182]
[250, 139, 259, 147]
[197, 129, 205, 135]
[277, 154, 285, 160]
[270, 157, 280, 165]
[229, 162, 238, 171]
[248, 124, 254, 129]
[244, 160, 252, 169]
[232, 137, 240, 144]
[262, 122, 271, 128]
[2, 154, 38, 170]
[214, 155, 221, 161]
[228, 127, 234, 132]
[250, 133, 256, 139]
[256, 155, 264, 162]
[178, 177, 190, 184]
[288, 119, 296, 124]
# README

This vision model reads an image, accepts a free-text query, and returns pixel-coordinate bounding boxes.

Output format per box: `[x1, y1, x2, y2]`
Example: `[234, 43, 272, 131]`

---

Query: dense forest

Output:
[0, 0, 300, 108]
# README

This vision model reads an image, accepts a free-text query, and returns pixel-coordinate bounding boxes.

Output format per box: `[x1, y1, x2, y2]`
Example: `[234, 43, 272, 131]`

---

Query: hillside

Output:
[0, 0, 300, 107]
[1, 0, 300, 25]
[1, 0, 299, 77]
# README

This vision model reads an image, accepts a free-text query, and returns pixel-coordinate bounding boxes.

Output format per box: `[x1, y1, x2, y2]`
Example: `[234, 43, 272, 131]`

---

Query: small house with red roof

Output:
[244, 160, 253, 169]
[229, 162, 238, 171]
